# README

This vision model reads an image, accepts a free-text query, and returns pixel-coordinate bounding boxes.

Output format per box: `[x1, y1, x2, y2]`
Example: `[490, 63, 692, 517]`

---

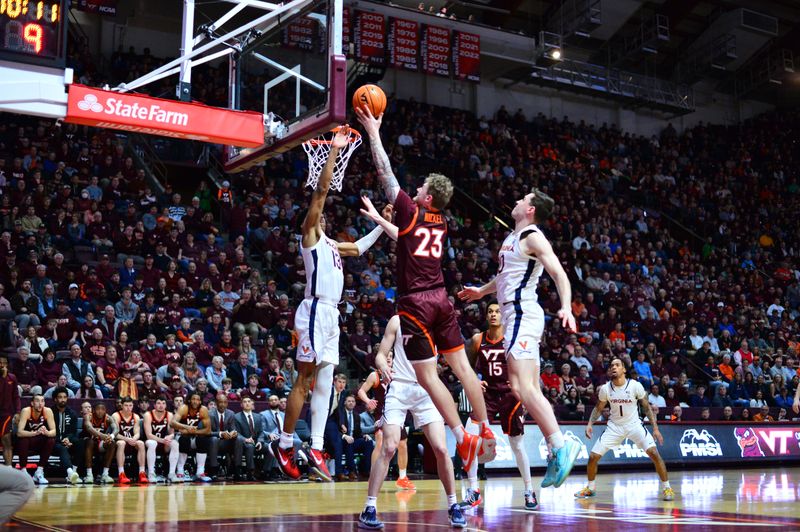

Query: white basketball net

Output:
[303, 126, 362, 192]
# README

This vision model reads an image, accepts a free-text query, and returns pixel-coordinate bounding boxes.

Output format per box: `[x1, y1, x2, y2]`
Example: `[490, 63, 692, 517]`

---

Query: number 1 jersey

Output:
[395, 189, 447, 295]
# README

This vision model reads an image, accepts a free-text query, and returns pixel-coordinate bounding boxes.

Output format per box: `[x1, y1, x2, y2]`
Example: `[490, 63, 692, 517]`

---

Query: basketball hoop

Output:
[303, 125, 362, 192]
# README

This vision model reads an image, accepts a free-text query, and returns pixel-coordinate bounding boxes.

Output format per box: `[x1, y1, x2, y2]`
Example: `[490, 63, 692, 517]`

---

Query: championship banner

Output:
[422, 25, 451, 77]
[282, 18, 319, 52]
[454, 31, 480, 82]
[342, 7, 351, 56]
[445, 423, 800, 469]
[389, 18, 419, 72]
[75, 0, 117, 15]
[354, 11, 386, 66]
[65, 84, 265, 148]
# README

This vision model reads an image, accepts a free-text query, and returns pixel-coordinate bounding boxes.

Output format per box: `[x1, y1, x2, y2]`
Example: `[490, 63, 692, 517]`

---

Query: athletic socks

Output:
[102, 467, 110, 476]
[196, 453, 207, 475]
[453, 425, 466, 445]
[447, 494, 458, 506]
[467, 456, 479, 490]
[588, 480, 596, 490]
[139, 466, 145, 473]
[118, 466, 124, 474]
[365, 496, 377, 509]
[662, 480, 671, 489]
[399, 469, 407, 478]
[547, 431, 565, 450]
[280, 431, 295, 450]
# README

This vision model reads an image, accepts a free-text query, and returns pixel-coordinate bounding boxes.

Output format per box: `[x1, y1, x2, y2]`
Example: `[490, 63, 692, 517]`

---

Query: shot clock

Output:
[0, 0, 67, 67]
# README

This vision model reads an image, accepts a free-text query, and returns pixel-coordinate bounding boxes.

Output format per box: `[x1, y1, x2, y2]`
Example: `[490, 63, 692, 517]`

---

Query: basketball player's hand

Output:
[558, 308, 577, 332]
[379, 368, 393, 386]
[367, 399, 378, 411]
[653, 429, 664, 445]
[354, 107, 383, 135]
[480, 380, 488, 393]
[585, 425, 593, 439]
[381, 203, 394, 222]
[793, 398, 799, 414]
[332, 125, 351, 149]
[360, 195, 382, 223]
[458, 286, 483, 302]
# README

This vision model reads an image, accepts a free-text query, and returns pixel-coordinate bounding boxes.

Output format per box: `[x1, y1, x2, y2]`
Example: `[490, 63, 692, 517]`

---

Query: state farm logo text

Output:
[76, 94, 189, 126]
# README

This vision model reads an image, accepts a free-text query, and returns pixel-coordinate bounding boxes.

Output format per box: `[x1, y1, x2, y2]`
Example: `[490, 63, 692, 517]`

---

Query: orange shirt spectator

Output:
[609, 329, 626, 344]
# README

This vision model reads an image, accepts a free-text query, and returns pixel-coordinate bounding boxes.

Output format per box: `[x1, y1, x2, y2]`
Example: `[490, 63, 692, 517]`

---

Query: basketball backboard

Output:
[222, 0, 347, 173]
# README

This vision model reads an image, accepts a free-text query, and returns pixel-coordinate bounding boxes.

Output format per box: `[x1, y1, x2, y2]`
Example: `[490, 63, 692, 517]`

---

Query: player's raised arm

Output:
[523, 231, 576, 332]
[374, 316, 400, 384]
[359, 196, 398, 241]
[338, 203, 393, 257]
[302, 126, 350, 247]
[355, 107, 400, 203]
[639, 397, 663, 445]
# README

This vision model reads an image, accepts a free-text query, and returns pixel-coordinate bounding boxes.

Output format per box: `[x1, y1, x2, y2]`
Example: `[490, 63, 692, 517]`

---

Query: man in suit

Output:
[261, 394, 302, 480]
[208, 393, 241, 480]
[324, 373, 349, 479]
[340, 394, 374, 480]
[227, 353, 256, 392]
[234, 397, 267, 480]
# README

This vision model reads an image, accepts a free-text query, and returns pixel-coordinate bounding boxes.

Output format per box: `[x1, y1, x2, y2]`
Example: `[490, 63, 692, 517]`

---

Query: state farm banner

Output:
[445, 423, 800, 469]
[282, 18, 319, 52]
[389, 18, 419, 71]
[422, 25, 451, 77]
[454, 31, 480, 82]
[65, 85, 265, 148]
[354, 11, 386, 66]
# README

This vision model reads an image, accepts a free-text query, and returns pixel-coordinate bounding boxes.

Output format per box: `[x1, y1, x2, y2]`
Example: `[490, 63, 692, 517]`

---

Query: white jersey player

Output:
[359, 315, 465, 529]
[271, 126, 389, 483]
[459, 189, 580, 491]
[576, 358, 674, 501]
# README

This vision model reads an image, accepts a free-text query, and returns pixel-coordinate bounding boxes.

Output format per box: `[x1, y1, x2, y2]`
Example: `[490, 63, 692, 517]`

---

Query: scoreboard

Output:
[0, 0, 67, 67]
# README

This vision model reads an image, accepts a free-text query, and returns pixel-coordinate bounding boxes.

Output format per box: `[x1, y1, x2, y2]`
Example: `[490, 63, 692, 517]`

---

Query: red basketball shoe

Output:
[118, 472, 131, 484]
[269, 440, 301, 479]
[455, 432, 481, 472]
[306, 448, 332, 482]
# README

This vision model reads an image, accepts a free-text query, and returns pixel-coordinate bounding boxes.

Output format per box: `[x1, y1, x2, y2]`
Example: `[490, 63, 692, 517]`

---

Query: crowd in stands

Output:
[0, 42, 799, 482]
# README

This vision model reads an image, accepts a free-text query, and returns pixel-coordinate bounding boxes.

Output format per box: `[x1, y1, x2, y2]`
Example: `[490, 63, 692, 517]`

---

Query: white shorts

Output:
[591, 421, 656, 456]
[501, 299, 544, 362]
[295, 298, 340, 366]
[382, 380, 442, 429]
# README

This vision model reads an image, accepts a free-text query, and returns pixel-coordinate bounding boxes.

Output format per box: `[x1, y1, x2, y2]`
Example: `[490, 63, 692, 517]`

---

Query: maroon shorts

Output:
[398, 287, 464, 362]
[0, 415, 12, 437]
[486, 391, 524, 437]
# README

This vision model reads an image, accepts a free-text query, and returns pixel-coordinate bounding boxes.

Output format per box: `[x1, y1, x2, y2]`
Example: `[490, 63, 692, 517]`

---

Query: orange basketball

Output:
[353, 84, 386, 117]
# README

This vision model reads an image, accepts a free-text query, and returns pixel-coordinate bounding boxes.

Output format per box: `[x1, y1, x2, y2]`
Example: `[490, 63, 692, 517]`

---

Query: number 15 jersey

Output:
[474, 332, 511, 395]
[301, 233, 343, 305]
[395, 189, 447, 295]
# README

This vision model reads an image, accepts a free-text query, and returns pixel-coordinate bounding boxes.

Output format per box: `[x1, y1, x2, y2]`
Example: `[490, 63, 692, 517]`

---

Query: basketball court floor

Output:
[9, 466, 800, 530]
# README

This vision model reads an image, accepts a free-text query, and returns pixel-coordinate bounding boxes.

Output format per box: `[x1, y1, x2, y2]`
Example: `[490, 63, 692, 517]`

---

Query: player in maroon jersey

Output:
[464, 303, 537, 510]
[15, 394, 56, 484]
[112, 396, 148, 484]
[0, 355, 20, 467]
[357, 107, 495, 472]
[82, 402, 117, 484]
[357, 352, 415, 491]
[143, 396, 179, 483]
[171, 391, 212, 482]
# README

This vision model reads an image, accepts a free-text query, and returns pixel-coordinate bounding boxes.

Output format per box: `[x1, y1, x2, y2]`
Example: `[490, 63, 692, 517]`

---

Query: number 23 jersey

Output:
[395, 189, 447, 295]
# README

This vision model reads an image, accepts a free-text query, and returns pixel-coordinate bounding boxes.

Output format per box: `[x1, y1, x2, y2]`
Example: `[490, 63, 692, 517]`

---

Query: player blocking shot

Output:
[459, 190, 580, 489]
[357, 108, 495, 473]
[463, 302, 537, 510]
[271, 125, 390, 481]
[359, 316, 467, 529]
[576, 358, 674, 501]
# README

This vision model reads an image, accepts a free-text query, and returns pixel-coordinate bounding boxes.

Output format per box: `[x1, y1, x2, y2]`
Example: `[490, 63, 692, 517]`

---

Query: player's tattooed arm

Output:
[107, 415, 118, 438]
[371, 142, 400, 203]
[585, 399, 606, 439]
